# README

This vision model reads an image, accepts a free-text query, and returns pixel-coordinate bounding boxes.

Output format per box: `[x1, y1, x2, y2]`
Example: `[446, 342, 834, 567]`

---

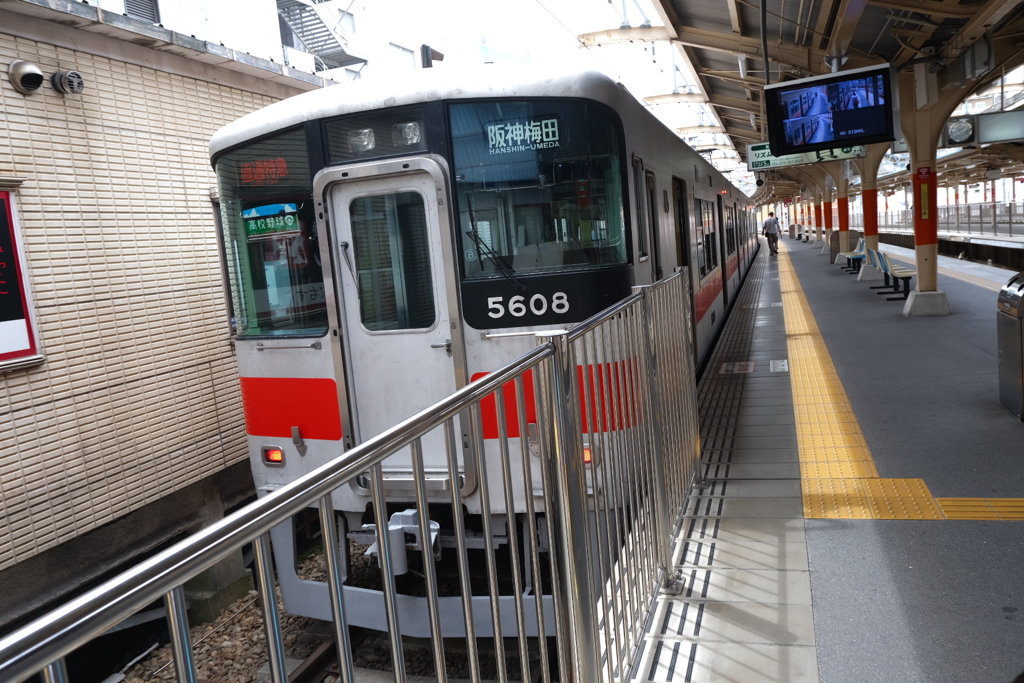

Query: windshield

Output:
[215, 127, 328, 337]
[450, 100, 627, 280]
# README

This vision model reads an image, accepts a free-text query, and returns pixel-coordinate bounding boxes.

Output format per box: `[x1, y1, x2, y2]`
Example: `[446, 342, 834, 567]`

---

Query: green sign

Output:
[242, 203, 301, 241]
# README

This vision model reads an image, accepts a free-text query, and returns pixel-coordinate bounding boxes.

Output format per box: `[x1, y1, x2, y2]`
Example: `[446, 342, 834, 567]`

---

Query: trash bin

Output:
[789, 223, 796, 239]
[997, 273, 1024, 419]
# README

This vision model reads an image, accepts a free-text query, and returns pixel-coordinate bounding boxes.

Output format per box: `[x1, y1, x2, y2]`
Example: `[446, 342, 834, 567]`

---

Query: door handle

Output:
[430, 339, 452, 357]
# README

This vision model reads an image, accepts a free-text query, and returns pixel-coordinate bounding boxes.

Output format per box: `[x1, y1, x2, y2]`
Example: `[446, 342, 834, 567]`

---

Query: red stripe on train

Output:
[693, 275, 723, 322]
[240, 377, 343, 440]
[472, 361, 639, 440]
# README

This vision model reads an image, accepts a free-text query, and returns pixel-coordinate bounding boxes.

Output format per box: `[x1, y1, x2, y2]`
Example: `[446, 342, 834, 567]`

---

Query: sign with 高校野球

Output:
[243, 203, 301, 241]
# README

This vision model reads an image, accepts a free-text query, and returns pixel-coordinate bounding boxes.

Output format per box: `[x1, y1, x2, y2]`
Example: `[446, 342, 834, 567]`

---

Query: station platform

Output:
[633, 236, 1024, 682]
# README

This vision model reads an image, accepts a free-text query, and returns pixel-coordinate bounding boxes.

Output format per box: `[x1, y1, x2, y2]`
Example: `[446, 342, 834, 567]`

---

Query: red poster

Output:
[0, 191, 41, 367]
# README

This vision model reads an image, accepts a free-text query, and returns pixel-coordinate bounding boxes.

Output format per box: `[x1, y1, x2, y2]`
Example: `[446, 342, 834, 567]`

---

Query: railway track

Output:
[288, 640, 339, 683]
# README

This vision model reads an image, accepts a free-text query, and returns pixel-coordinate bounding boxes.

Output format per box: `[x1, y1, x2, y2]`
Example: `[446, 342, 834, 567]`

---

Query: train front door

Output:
[323, 159, 463, 480]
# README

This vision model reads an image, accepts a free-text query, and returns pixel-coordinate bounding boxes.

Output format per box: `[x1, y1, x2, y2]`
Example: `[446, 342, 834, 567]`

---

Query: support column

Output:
[853, 143, 888, 281]
[837, 179, 850, 254]
[895, 59, 967, 317]
[862, 188, 879, 250]
[822, 190, 834, 257]
[814, 198, 824, 243]
[955, 183, 961, 232]
[906, 160, 952, 315]
[912, 162, 939, 289]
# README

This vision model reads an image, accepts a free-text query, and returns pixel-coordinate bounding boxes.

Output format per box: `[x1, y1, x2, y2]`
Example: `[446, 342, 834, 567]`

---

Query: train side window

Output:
[725, 205, 736, 255]
[348, 192, 436, 331]
[644, 170, 661, 278]
[633, 156, 648, 260]
[672, 177, 689, 268]
[695, 198, 718, 279]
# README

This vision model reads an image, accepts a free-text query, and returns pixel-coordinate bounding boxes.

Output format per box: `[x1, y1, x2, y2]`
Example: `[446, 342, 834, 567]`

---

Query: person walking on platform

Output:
[762, 212, 780, 255]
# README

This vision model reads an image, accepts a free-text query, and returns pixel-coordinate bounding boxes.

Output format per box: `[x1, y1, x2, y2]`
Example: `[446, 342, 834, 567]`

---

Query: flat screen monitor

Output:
[763, 64, 899, 157]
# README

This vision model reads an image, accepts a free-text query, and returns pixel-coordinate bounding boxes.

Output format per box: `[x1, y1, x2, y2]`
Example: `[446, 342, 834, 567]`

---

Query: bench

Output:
[838, 237, 865, 273]
[873, 250, 916, 300]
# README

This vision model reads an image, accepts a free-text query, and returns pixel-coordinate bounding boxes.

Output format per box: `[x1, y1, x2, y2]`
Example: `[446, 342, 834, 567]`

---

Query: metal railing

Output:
[845, 201, 1024, 236]
[0, 271, 700, 683]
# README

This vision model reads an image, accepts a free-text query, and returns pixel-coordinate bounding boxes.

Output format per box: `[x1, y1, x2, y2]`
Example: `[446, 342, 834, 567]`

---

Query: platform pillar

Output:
[814, 198, 823, 244]
[838, 195, 850, 254]
[822, 195, 833, 257]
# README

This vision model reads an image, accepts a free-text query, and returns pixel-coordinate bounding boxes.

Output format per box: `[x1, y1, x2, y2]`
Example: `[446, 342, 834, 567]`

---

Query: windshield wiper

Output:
[465, 193, 527, 293]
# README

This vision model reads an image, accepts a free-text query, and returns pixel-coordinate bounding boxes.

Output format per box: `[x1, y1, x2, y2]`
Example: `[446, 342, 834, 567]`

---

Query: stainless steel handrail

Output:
[0, 345, 554, 683]
[0, 271, 701, 683]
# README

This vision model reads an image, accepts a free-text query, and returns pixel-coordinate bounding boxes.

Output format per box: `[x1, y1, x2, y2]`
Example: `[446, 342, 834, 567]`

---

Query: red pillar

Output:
[838, 196, 849, 232]
[824, 199, 833, 232]
[863, 188, 878, 244]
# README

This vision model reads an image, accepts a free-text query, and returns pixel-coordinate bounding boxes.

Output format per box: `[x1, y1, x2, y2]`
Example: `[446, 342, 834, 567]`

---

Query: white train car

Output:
[209, 64, 756, 631]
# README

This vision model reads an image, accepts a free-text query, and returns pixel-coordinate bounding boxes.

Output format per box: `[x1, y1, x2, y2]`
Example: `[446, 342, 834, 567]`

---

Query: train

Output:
[209, 64, 757, 633]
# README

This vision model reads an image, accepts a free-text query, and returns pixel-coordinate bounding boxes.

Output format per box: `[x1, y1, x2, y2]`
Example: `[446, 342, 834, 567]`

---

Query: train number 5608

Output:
[487, 292, 570, 319]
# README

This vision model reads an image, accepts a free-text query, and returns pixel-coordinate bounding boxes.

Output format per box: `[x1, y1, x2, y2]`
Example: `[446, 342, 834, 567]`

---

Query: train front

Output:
[210, 68, 637, 634]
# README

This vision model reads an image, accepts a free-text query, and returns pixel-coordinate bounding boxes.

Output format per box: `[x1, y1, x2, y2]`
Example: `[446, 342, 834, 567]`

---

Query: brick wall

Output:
[0, 33, 280, 571]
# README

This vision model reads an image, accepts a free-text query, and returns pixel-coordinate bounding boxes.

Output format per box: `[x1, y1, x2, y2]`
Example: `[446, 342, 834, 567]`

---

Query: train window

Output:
[645, 171, 661, 277]
[633, 157, 648, 260]
[450, 100, 627, 279]
[348, 192, 435, 331]
[725, 205, 736, 255]
[695, 198, 718, 279]
[671, 178, 688, 268]
[215, 127, 328, 337]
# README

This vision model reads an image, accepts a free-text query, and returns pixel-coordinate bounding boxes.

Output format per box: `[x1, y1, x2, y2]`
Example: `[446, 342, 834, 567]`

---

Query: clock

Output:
[946, 118, 975, 145]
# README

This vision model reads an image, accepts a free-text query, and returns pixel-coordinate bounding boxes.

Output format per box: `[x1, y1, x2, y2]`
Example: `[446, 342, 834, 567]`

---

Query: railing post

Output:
[42, 659, 68, 683]
[636, 289, 684, 596]
[537, 331, 600, 683]
[254, 533, 288, 683]
[165, 585, 198, 683]
[318, 495, 354, 683]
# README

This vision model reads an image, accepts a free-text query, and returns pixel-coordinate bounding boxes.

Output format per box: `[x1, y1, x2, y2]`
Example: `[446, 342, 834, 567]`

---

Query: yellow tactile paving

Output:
[803, 493, 872, 519]
[989, 499, 1024, 519]
[777, 247, 1022, 521]
[860, 478, 933, 499]
[801, 461, 879, 479]
[936, 498, 1000, 520]
[936, 498, 1024, 520]
[802, 478, 865, 497]
[798, 446, 875, 463]
[867, 495, 945, 520]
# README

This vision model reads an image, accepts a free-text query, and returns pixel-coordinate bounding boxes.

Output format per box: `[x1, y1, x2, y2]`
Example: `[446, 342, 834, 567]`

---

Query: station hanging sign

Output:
[0, 191, 42, 370]
[746, 142, 867, 171]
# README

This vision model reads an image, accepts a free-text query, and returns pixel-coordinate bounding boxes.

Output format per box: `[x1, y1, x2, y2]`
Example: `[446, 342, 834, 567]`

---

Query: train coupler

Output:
[362, 509, 441, 575]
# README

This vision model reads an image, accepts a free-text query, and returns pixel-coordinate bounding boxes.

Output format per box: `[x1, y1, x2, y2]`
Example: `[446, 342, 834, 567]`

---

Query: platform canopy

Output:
[581, 0, 1024, 198]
